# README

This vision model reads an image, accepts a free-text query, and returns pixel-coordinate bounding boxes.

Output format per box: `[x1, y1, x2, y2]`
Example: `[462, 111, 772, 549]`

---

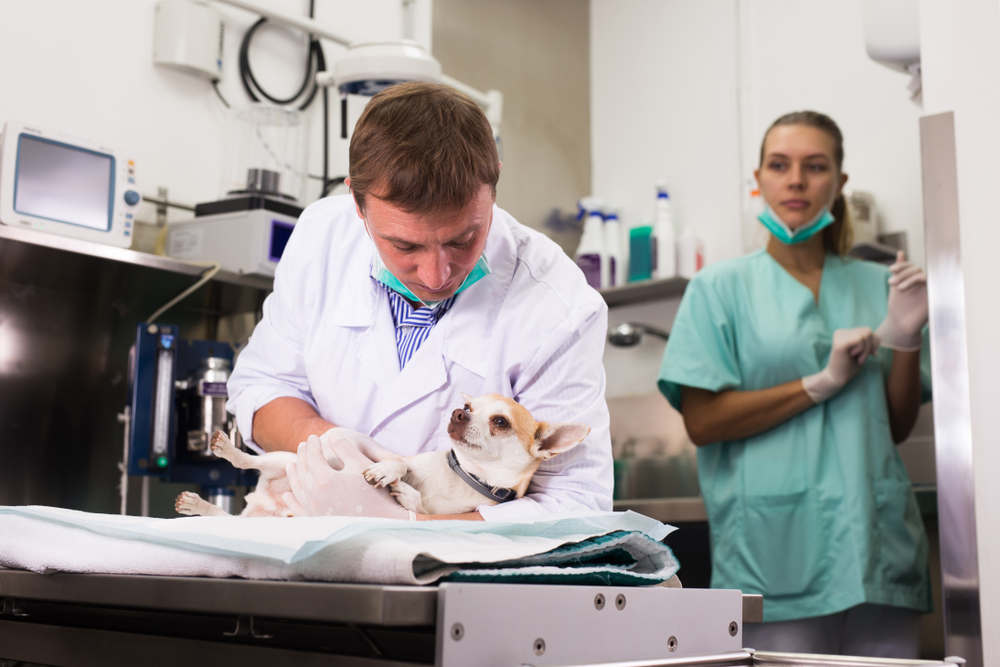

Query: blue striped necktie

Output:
[381, 283, 457, 369]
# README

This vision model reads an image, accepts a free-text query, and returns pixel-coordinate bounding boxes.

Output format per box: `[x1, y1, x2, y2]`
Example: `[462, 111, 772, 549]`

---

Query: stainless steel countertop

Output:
[0, 222, 273, 291]
[615, 486, 938, 525]
[615, 497, 708, 523]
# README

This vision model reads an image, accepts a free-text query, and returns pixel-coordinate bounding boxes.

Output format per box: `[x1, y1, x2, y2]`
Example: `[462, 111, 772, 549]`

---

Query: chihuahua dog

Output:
[175, 393, 590, 517]
[363, 393, 590, 515]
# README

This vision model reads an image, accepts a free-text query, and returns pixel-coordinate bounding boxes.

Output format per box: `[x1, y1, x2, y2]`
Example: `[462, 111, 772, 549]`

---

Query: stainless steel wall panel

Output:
[0, 234, 267, 514]
[920, 111, 983, 665]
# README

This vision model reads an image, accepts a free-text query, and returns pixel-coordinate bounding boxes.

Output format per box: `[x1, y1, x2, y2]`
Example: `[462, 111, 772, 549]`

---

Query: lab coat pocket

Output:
[742, 491, 832, 597]
[873, 479, 927, 586]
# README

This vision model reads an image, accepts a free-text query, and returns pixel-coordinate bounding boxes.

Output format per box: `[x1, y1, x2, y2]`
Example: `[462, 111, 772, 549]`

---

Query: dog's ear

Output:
[461, 392, 474, 404]
[532, 423, 591, 460]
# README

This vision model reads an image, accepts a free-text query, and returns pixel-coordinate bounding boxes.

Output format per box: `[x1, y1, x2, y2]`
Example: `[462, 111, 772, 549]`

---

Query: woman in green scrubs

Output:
[658, 111, 931, 658]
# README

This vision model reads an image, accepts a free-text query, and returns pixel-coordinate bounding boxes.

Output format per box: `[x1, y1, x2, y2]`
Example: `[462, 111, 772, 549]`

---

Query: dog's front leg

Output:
[363, 459, 409, 488]
[389, 480, 424, 514]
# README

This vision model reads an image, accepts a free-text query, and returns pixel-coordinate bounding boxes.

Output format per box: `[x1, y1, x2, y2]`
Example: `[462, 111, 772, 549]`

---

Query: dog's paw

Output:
[389, 482, 422, 513]
[210, 430, 234, 457]
[363, 460, 405, 488]
[175, 491, 203, 515]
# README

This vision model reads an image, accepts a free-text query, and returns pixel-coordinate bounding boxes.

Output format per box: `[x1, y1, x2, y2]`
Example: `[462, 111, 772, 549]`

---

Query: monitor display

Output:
[14, 134, 114, 231]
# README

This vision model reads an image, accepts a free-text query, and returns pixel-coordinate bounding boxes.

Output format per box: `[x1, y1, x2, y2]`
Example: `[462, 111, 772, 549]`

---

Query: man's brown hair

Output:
[349, 82, 500, 215]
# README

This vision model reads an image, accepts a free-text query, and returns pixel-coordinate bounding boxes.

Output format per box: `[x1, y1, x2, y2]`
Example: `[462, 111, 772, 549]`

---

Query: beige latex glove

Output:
[802, 327, 880, 404]
[876, 250, 928, 351]
[283, 431, 412, 520]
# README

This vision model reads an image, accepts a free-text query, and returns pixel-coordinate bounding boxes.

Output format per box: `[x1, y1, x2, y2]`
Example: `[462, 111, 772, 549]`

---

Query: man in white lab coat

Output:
[227, 82, 612, 521]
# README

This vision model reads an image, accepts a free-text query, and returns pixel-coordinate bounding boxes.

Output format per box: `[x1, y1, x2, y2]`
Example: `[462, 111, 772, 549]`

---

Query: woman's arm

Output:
[680, 381, 815, 446]
[885, 349, 922, 443]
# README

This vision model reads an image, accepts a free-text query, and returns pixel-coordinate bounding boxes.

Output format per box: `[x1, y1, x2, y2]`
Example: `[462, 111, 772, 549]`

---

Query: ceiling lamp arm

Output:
[212, 0, 351, 46]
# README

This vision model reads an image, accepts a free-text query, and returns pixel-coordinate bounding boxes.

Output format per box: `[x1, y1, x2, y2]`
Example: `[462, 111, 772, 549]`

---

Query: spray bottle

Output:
[653, 183, 676, 279]
[574, 197, 605, 290]
[603, 205, 625, 288]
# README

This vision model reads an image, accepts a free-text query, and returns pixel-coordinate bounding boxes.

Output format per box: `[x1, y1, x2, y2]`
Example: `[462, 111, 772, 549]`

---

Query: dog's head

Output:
[447, 393, 590, 481]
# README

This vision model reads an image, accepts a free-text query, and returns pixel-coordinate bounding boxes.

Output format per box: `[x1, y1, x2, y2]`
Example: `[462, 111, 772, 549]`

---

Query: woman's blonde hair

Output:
[760, 111, 853, 256]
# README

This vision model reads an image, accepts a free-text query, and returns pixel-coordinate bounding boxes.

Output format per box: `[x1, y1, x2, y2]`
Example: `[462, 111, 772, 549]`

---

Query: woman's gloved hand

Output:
[876, 250, 928, 351]
[802, 327, 880, 404]
[283, 432, 412, 520]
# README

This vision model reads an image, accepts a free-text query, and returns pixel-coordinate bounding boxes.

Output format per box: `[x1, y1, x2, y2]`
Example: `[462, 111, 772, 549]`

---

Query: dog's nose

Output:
[451, 408, 468, 423]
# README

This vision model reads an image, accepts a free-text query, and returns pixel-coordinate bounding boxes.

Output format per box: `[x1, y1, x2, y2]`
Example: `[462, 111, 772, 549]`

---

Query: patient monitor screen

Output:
[14, 134, 114, 231]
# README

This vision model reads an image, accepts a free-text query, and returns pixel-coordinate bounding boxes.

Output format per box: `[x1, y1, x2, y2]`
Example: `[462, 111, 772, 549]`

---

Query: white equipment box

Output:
[167, 196, 301, 276]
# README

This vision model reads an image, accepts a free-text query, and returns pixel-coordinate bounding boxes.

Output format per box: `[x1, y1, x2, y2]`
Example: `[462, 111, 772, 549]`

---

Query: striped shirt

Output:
[378, 281, 458, 369]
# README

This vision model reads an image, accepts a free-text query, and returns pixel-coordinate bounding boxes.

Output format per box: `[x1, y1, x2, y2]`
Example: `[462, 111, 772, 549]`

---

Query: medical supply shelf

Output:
[0, 222, 274, 291]
[599, 276, 688, 308]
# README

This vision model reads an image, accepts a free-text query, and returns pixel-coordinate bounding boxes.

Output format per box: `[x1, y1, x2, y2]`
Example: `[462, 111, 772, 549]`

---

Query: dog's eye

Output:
[463, 404, 471, 413]
[492, 416, 509, 428]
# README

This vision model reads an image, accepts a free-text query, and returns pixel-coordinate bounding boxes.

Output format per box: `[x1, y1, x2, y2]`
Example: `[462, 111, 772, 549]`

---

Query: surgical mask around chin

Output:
[758, 203, 836, 245]
[370, 248, 492, 308]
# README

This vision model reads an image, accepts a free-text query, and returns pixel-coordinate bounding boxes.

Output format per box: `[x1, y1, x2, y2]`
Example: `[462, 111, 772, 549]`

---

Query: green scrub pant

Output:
[742, 603, 921, 658]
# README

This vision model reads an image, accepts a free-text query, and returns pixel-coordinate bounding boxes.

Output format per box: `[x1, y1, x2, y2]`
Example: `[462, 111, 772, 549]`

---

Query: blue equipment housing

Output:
[126, 323, 256, 490]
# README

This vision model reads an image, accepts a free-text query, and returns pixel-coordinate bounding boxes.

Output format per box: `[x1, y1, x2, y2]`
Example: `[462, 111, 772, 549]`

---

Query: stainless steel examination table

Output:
[0, 568, 962, 667]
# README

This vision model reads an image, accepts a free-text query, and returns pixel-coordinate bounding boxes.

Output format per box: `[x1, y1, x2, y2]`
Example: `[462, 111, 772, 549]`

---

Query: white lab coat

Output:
[227, 195, 613, 520]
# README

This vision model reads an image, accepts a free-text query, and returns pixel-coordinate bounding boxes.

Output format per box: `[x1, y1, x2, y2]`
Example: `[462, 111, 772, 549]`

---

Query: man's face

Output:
[353, 183, 495, 304]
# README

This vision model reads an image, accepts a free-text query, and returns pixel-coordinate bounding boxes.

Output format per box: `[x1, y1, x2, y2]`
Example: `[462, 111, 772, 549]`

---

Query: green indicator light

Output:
[156, 456, 169, 468]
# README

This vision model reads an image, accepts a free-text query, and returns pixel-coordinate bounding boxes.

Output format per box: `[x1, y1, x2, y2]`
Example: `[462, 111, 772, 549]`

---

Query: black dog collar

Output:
[447, 449, 517, 503]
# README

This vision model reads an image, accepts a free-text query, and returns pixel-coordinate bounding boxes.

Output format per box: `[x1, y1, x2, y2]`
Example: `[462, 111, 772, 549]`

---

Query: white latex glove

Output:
[320, 427, 398, 464]
[283, 433, 413, 520]
[875, 250, 928, 351]
[802, 327, 880, 404]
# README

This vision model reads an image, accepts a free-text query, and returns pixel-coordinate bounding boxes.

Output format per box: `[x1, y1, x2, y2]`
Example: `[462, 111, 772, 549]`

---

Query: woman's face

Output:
[755, 124, 848, 229]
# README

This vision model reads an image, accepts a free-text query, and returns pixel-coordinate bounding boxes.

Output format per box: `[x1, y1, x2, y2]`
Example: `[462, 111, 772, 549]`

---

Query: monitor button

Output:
[123, 190, 140, 206]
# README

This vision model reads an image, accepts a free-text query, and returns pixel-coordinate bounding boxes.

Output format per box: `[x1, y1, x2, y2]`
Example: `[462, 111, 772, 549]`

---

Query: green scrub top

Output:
[658, 249, 932, 622]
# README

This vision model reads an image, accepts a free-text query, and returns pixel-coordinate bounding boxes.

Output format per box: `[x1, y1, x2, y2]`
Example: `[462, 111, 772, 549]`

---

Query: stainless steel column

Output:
[920, 111, 983, 666]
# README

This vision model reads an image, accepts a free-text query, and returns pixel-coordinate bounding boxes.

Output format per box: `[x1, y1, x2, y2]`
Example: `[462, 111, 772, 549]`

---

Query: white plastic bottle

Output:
[574, 197, 606, 290]
[603, 205, 625, 288]
[676, 223, 704, 279]
[653, 183, 676, 279]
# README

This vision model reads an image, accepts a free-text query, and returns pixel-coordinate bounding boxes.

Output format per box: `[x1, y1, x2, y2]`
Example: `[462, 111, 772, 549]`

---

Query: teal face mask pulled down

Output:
[758, 205, 836, 245]
[371, 250, 492, 308]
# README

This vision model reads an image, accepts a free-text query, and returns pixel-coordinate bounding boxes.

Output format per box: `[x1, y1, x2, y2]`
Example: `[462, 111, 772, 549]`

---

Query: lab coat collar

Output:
[328, 230, 380, 328]
[437, 205, 515, 379]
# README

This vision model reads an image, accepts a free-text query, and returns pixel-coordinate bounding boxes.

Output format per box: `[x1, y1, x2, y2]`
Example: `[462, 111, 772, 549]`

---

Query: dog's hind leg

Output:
[175, 491, 230, 517]
[208, 430, 297, 477]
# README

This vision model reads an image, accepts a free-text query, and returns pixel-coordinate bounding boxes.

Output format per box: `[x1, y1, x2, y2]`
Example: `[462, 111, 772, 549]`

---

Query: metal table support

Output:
[0, 569, 765, 667]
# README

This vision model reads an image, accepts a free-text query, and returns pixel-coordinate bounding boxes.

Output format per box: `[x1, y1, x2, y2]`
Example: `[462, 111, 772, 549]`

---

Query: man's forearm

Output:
[252, 397, 336, 453]
[416, 511, 484, 521]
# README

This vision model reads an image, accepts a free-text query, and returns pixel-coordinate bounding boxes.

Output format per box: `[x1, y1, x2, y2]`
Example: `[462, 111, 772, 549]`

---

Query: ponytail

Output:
[823, 193, 853, 256]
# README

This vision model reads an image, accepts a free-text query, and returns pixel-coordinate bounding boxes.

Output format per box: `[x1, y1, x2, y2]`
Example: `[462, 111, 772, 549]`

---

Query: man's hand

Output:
[283, 433, 412, 520]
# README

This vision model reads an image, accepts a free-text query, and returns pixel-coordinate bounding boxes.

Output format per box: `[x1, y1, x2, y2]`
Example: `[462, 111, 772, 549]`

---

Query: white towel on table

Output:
[0, 506, 678, 585]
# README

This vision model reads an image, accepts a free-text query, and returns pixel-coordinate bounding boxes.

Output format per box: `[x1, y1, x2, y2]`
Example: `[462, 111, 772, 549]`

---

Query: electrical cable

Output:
[146, 262, 222, 324]
[235, 1, 332, 197]
[212, 79, 231, 109]
[239, 17, 320, 110]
